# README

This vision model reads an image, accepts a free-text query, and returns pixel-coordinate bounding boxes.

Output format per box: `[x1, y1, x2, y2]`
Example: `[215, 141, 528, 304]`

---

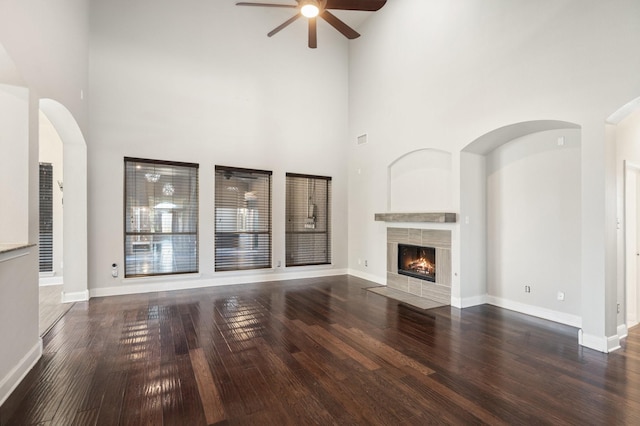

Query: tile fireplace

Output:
[386, 228, 451, 305]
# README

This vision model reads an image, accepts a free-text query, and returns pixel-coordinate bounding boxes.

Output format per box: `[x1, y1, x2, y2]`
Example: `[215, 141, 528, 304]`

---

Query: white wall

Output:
[87, 0, 350, 294]
[486, 129, 581, 322]
[0, 84, 29, 244]
[39, 112, 64, 279]
[0, 0, 89, 132]
[0, 0, 89, 404]
[388, 149, 453, 212]
[0, 45, 41, 407]
[459, 152, 486, 305]
[348, 0, 640, 349]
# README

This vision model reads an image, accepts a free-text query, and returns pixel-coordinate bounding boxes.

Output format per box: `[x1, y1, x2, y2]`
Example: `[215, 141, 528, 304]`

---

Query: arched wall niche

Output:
[387, 148, 453, 212]
[459, 120, 582, 327]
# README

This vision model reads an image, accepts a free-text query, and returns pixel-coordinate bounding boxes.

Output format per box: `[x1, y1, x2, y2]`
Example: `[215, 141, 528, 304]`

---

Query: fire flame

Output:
[407, 257, 434, 275]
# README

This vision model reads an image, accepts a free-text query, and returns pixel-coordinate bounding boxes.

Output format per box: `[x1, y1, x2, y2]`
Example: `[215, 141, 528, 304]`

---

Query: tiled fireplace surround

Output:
[386, 227, 452, 305]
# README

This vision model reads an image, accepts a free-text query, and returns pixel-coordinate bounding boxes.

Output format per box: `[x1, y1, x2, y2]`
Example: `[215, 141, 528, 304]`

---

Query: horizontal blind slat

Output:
[285, 173, 331, 267]
[214, 166, 272, 271]
[124, 158, 199, 277]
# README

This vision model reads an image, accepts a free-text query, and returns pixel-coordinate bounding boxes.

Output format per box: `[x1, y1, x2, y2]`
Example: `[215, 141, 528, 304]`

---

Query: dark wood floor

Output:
[2, 275, 639, 425]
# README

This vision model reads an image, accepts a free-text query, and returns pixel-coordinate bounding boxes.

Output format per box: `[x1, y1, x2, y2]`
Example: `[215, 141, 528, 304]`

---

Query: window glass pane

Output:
[39, 163, 53, 272]
[215, 166, 272, 271]
[124, 158, 199, 277]
[285, 173, 331, 267]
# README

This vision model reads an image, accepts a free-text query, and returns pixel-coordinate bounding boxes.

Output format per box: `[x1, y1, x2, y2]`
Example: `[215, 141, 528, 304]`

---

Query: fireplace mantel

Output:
[374, 212, 457, 223]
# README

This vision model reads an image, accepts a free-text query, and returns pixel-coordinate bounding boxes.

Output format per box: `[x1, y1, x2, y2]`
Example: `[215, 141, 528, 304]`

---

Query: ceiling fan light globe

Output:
[301, 4, 319, 18]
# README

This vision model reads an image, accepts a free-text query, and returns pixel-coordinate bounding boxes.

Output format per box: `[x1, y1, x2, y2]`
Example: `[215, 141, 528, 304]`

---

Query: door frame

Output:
[624, 160, 640, 330]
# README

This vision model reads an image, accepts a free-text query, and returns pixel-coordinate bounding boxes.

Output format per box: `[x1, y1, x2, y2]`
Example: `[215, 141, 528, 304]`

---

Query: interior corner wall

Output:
[486, 129, 581, 320]
[459, 152, 487, 305]
[0, 0, 90, 133]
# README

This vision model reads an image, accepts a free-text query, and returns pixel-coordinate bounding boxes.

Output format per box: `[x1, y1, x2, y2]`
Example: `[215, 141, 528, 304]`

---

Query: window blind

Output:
[39, 163, 53, 272]
[285, 173, 331, 267]
[215, 166, 272, 271]
[124, 158, 199, 277]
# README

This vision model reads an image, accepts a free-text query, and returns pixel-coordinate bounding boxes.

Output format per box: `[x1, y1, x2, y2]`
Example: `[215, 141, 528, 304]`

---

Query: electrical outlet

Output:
[557, 291, 565, 301]
[617, 304, 621, 314]
[364, 260, 368, 267]
[525, 285, 531, 293]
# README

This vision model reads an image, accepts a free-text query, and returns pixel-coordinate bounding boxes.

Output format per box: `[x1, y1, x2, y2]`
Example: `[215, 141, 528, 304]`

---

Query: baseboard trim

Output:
[578, 329, 621, 353]
[61, 290, 89, 303]
[453, 294, 488, 308]
[618, 324, 628, 340]
[486, 296, 582, 328]
[345, 269, 385, 286]
[0, 339, 42, 407]
[39, 276, 63, 286]
[90, 268, 349, 298]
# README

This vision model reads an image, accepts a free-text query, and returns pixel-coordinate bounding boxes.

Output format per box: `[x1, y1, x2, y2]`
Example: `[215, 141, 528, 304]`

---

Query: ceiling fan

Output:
[236, 0, 387, 48]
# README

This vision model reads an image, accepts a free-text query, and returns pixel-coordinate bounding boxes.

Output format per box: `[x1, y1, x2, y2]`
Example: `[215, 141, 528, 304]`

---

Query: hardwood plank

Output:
[331, 323, 435, 376]
[3, 275, 640, 425]
[189, 348, 226, 425]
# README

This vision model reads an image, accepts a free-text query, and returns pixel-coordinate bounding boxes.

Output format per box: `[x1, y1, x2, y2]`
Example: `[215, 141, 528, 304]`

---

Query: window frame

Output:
[214, 165, 273, 272]
[123, 157, 199, 278]
[285, 172, 332, 267]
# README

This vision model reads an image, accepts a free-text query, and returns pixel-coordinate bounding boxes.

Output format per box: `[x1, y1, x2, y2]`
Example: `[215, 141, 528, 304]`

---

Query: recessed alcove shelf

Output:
[374, 212, 457, 223]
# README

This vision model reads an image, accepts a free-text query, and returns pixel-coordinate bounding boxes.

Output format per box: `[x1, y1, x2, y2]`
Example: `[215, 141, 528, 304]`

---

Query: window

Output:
[285, 173, 331, 266]
[39, 163, 53, 272]
[215, 166, 272, 271]
[124, 158, 199, 277]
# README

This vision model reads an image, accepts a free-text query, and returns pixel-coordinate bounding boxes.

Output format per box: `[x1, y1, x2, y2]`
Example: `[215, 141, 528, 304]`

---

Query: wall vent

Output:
[357, 134, 368, 145]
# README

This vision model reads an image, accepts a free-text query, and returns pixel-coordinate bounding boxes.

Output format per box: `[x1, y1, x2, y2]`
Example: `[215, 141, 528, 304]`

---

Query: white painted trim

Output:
[39, 275, 63, 286]
[0, 249, 29, 263]
[91, 269, 350, 298]
[346, 269, 385, 286]
[618, 324, 628, 340]
[486, 296, 582, 328]
[61, 289, 89, 303]
[628, 320, 639, 330]
[578, 329, 621, 353]
[456, 294, 488, 308]
[39, 271, 55, 278]
[0, 339, 42, 407]
[607, 335, 622, 353]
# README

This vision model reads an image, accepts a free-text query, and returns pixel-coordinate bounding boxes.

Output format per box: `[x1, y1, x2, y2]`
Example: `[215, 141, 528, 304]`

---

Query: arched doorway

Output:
[39, 99, 88, 302]
[608, 96, 640, 337]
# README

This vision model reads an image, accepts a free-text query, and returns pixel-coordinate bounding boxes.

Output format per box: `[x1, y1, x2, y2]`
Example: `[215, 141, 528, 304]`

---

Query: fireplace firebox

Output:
[397, 243, 436, 282]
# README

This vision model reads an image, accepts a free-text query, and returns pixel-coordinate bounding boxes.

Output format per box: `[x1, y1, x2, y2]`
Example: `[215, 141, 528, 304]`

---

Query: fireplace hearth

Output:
[398, 243, 436, 282]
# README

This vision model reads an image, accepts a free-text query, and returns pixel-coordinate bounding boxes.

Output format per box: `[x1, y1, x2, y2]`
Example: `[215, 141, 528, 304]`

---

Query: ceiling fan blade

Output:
[268, 13, 302, 37]
[236, 2, 297, 8]
[308, 17, 318, 48]
[325, 0, 386, 11]
[320, 10, 360, 39]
